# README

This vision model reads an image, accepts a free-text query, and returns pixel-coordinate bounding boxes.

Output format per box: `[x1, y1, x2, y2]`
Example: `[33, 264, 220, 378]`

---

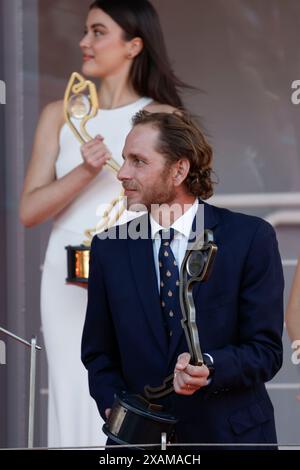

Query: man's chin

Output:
[125, 196, 148, 212]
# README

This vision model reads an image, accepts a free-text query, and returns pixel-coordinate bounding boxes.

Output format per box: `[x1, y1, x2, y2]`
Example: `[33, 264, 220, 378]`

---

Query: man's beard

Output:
[127, 187, 176, 211]
[127, 178, 176, 212]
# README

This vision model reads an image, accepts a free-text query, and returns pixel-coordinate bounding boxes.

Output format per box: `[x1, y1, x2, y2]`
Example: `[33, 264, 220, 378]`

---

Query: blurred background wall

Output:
[0, 0, 7, 449]
[0, 0, 299, 447]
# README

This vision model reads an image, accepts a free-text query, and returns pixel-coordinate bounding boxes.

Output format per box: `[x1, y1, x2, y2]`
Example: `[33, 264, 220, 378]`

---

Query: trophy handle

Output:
[63, 72, 97, 144]
[62, 72, 124, 251]
[144, 373, 175, 400]
[180, 233, 218, 366]
[95, 190, 126, 233]
[144, 230, 218, 400]
[79, 190, 126, 245]
[63, 72, 120, 173]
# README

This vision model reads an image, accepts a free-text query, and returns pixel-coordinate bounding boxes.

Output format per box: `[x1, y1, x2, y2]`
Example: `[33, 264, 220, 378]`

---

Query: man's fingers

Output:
[175, 370, 185, 389]
[175, 352, 191, 371]
[173, 374, 196, 395]
[176, 370, 208, 388]
[185, 363, 210, 378]
[173, 353, 210, 396]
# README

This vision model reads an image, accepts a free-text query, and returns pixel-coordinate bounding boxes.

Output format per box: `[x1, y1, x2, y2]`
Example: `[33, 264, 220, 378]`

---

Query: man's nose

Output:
[117, 161, 131, 181]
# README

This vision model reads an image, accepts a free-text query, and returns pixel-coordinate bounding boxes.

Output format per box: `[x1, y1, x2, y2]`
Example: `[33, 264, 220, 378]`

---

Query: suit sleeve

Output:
[81, 235, 126, 420]
[206, 221, 284, 395]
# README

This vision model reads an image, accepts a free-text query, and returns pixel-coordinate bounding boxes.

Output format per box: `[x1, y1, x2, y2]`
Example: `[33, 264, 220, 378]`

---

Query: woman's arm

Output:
[19, 100, 111, 227]
[286, 257, 300, 342]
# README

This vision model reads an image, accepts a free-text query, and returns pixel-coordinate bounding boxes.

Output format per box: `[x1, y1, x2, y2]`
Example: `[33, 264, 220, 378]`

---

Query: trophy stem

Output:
[144, 231, 218, 401]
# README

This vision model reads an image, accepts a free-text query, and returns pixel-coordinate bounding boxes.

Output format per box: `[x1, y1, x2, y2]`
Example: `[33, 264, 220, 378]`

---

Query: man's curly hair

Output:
[132, 110, 214, 199]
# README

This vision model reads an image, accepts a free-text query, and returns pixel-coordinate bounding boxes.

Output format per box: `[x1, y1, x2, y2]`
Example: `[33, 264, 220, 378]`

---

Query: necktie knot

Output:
[159, 228, 175, 246]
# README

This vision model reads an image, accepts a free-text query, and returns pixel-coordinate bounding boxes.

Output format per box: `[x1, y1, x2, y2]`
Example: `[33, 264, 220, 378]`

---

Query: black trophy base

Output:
[103, 392, 178, 450]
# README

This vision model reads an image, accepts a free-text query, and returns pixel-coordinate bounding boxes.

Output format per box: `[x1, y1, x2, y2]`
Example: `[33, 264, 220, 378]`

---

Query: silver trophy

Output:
[103, 229, 218, 448]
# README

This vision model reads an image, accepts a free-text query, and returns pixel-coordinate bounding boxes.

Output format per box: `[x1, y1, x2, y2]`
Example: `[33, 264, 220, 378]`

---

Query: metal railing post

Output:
[28, 337, 37, 448]
[0, 326, 41, 448]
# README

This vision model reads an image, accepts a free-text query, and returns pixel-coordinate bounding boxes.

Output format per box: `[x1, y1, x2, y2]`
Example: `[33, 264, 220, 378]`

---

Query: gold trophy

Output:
[64, 72, 125, 285]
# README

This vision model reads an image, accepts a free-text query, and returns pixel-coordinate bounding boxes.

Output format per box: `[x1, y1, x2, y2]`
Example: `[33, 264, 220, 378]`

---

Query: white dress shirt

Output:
[150, 198, 199, 290]
[150, 198, 214, 375]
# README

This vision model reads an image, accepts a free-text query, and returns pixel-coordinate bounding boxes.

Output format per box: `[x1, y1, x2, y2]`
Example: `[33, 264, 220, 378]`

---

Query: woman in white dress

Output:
[286, 257, 300, 343]
[19, 0, 189, 448]
[286, 257, 300, 401]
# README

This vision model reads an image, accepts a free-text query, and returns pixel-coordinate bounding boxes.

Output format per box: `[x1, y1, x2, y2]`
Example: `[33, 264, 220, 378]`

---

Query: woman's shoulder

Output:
[33, 100, 65, 146]
[39, 99, 65, 130]
[143, 101, 179, 114]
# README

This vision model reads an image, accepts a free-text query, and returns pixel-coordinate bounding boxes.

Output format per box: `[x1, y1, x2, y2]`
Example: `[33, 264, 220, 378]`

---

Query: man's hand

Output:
[173, 352, 210, 395]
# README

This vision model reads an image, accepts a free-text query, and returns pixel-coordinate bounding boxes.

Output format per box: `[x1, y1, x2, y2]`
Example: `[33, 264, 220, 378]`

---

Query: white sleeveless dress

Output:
[41, 97, 152, 448]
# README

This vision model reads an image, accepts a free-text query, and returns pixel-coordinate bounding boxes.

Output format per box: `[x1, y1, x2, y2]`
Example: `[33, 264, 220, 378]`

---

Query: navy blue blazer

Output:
[82, 201, 284, 446]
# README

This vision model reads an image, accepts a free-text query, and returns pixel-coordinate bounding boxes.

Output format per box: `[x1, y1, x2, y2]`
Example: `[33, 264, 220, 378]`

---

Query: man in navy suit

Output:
[81, 111, 284, 448]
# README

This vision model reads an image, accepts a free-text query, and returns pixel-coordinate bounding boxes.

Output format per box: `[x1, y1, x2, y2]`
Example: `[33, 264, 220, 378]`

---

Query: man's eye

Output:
[134, 159, 144, 166]
[94, 30, 103, 37]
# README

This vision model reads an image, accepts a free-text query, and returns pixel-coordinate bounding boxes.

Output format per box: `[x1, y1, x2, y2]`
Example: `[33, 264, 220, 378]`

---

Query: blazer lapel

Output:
[166, 200, 219, 367]
[127, 214, 168, 357]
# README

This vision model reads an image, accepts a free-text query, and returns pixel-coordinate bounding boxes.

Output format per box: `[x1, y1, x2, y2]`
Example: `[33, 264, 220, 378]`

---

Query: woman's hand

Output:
[81, 135, 112, 174]
[20, 102, 114, 227]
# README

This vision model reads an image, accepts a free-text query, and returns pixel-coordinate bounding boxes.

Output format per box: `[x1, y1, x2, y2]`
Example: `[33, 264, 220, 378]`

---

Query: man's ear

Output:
[173, 159, 190, 187]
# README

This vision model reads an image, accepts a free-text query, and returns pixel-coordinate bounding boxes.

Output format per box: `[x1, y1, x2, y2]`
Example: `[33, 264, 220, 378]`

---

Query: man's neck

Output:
[150, 194, 197, 228]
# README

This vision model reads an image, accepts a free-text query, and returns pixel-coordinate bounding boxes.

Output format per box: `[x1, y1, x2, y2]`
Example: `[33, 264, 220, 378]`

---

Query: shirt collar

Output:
[150, 198, 199, 240]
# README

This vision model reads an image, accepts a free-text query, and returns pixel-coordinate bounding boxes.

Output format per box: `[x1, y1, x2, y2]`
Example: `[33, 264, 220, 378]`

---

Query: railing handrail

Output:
[0, 325, 41, 448]
[0, 326, 41, 350]
[209, 192, 300, 209]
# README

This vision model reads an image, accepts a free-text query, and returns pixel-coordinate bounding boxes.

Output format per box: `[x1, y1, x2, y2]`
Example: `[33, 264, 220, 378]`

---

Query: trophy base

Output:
[65, 245, 90, 284]
[103, 392, 178, 450]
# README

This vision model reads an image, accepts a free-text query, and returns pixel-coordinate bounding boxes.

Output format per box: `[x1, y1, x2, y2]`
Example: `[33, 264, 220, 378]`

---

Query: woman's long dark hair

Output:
[89, 0, 189, 108]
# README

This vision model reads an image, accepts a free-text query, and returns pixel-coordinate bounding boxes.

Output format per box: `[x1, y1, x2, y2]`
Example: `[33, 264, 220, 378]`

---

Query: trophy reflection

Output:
[103, 230, 218, 448]
[64, 72, 124, 285]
